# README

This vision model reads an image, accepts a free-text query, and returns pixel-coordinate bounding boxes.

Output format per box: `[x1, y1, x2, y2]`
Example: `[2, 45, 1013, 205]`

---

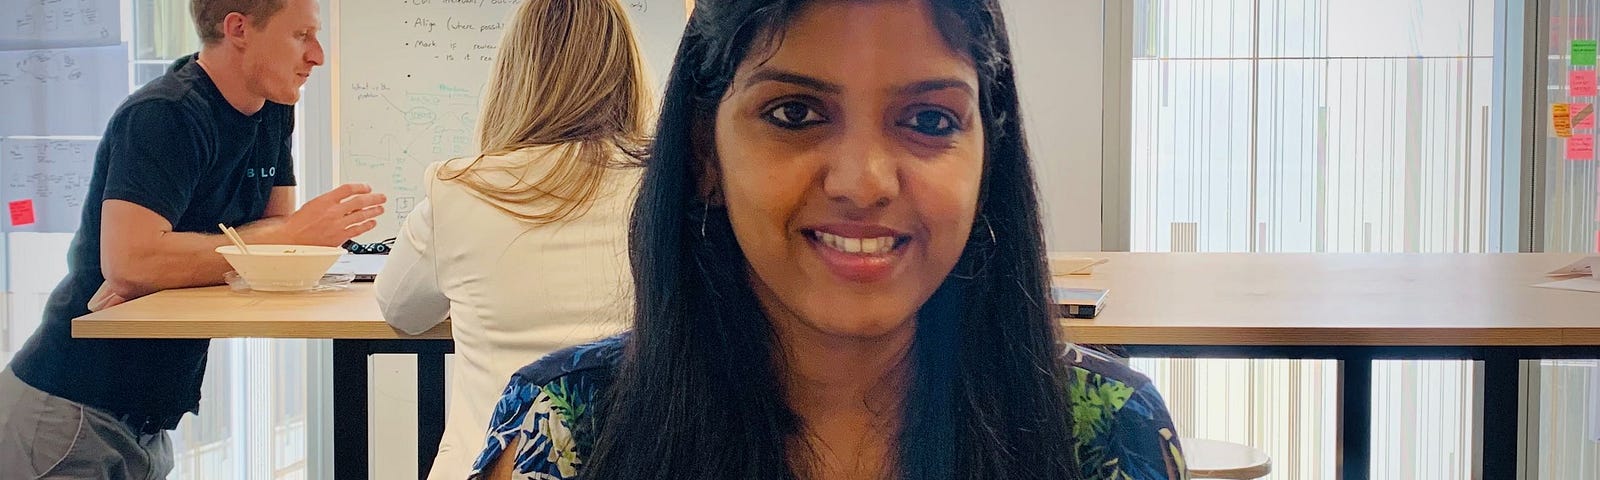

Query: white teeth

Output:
[813, 231, 897, 255]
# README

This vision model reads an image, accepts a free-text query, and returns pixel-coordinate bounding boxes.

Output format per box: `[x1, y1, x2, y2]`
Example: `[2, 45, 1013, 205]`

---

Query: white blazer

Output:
[375, 146, 638, 480]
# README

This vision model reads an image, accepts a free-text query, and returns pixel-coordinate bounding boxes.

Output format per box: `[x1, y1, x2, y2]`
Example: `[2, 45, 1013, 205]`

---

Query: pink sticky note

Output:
[1575, 70, 1599, 96]
[1569, 134, 1595, 160]
[8, 199, 34, 226]
[1578, 103, 1597, 129]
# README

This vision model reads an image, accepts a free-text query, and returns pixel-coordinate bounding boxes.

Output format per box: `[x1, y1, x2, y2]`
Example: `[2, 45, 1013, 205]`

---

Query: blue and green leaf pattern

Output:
[469, 336, 1188, 479]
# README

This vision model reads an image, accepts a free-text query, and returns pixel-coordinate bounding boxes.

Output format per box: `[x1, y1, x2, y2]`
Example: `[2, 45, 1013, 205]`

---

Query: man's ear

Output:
[691, 115, 723, 205]
[221, 12, 251, 48]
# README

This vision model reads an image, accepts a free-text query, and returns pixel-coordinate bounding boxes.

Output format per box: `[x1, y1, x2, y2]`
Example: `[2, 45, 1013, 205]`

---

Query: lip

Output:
[802, 223, 912, 283]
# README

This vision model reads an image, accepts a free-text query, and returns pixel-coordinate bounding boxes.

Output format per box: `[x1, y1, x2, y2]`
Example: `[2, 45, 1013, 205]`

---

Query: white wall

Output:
[1003, 0, 1105, 251]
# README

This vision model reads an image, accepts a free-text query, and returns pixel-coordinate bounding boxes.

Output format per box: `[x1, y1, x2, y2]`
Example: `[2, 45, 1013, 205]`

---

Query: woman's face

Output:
[712, 0, 984, 341]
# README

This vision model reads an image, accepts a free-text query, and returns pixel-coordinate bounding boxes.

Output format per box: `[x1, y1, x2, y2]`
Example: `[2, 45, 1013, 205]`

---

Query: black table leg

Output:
[417, 352, 447, 478]
[1340, 355, 1372, 480]
[1113, 345, 1595, 480]
[1481, 352, 1521, 480]
[333, 339, 371, 480]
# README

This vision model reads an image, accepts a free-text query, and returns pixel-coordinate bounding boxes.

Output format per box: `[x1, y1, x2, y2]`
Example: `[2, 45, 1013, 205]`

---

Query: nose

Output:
[822, 126, 900, 211]
[307, 37, 326, 66]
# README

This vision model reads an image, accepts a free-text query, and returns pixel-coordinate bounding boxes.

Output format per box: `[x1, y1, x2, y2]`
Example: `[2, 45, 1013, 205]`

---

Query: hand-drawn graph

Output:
[0, 138, 97, 233]
[0, 45, 128, 136]
[340, 81, 479, 240]
[336, 0, 522, 241]
[15, 49, 85, 82]
[1, 0, 120, 50]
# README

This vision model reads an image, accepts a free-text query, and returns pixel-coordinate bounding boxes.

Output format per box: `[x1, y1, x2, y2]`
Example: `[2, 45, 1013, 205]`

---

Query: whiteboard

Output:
[0, 45, 130, 136]
[0, 137, 97, 233]
[334, 0, 688, 241]
[0, 0, 120, 50]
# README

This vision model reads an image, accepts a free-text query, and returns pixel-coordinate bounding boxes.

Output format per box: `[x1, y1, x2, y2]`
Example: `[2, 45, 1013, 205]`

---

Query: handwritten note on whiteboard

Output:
[1568, 134, 1595, 161]
[1575, 40, 1598, 66]
[1575, 70, 1598, 97]
[0, 46, 129, 136]
[0, 0, 120, 49]
[0, 138, 97, 233]
[1555, 103, 1574, 138]
[334, 0, 688, 241]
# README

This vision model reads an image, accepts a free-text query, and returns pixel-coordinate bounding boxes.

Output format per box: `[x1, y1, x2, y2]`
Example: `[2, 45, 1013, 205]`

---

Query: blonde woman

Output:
[373, 0, 650, 477]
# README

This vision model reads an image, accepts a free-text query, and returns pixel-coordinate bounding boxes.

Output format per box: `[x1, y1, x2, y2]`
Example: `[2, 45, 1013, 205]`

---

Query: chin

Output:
[268, 90, 302, 105]
[802, 307, 916, 341]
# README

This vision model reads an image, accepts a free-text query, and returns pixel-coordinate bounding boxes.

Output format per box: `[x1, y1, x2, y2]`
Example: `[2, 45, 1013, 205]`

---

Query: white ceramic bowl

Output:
[215, 244, 345, 291]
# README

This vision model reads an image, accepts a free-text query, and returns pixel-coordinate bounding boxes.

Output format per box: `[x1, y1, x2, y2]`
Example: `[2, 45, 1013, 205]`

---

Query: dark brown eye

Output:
[900, 109, 959, 137]
[764, 101, 826, 129]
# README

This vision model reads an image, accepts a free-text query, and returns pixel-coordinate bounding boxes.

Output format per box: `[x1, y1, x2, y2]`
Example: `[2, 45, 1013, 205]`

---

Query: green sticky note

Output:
[1574, 40, 1598, 66]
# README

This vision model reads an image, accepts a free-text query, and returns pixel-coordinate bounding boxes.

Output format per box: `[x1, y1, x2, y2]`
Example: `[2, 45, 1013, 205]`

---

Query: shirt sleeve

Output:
[100, 101, 206, 226]
[375, 197, 449, 335]
[469, 373, 587, 480]
[1103, 382, 1190, 480]
[1063, 346, 1189, 480]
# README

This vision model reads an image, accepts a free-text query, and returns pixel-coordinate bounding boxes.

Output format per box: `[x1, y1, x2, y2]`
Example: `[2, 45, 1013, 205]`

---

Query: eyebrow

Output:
[898, 78, 975, 97]
[742, 69, 842, 94]
[741, 68, 976, 97]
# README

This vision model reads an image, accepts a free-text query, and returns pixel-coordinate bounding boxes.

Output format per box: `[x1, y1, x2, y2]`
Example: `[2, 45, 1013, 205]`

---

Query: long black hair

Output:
[585, 1, 1077, 478]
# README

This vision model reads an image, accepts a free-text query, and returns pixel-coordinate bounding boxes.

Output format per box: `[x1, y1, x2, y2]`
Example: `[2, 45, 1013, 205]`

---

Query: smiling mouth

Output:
[805, 229, 911, 255]
[802, 228, 912, 283]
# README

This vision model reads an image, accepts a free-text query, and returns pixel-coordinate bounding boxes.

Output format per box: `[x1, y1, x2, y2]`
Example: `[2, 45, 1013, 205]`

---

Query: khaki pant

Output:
[0, 369, 173, 480]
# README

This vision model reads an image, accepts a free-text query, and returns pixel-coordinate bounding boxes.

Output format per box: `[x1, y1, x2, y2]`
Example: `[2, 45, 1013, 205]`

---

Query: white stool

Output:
[1182, 438, 1272, 480]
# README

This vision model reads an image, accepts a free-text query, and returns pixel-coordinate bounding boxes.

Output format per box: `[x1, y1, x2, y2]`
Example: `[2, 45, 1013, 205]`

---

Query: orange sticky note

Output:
[1568, 134, 1594, 160]
[1574, 70, 1599, 96]
[1554, 103, 1574, 137]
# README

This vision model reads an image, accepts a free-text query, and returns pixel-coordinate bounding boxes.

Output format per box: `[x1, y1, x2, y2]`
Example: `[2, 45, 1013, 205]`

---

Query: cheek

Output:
[910, 152, 984, 260]
[719, 160, 804, 262]
[279, 44, 299, 68]
[715, 117, 811, 228]
[256, 43, 290, 69]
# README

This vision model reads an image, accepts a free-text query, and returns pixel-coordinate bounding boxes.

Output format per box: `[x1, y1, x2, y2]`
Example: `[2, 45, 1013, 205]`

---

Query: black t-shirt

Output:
[8, 54, 296, 417]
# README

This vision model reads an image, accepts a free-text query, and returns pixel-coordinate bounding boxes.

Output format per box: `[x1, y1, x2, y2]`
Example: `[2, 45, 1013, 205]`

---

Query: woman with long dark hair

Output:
[470, 1, 1186, 479]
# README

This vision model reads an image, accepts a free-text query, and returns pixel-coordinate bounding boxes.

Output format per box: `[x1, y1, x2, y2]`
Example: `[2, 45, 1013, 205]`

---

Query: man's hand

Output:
[87, 282, 129, 312]
[275, 183, 387, 246]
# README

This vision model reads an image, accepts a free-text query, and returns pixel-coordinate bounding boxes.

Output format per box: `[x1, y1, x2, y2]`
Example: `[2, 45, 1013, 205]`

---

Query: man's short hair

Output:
[191, 0, 288, 45]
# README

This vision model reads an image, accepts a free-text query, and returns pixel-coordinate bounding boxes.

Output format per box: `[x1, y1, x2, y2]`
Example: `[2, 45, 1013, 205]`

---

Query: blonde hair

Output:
[438, 0, 652, 225]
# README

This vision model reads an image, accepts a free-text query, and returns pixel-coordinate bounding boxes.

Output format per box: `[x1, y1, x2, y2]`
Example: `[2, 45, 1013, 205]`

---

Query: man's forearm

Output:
[102, 216, 291, 299]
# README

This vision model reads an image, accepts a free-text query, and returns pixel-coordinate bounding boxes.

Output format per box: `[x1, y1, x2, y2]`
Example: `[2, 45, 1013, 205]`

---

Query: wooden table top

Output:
[73, 283, 449, 340]
[74, 253, 1598, 346]
[1052, 252, 1599, 346]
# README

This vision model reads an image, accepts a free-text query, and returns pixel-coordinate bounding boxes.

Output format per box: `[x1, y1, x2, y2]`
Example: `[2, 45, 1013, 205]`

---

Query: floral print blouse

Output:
[468, 334, 1188, 479]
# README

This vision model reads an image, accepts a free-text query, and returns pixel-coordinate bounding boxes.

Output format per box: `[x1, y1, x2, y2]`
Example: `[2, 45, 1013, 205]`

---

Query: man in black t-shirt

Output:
[0, 0, 385, 477]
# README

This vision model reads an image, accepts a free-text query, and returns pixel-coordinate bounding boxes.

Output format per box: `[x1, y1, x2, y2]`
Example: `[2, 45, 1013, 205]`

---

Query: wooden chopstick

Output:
[217, 223, 251, 255]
